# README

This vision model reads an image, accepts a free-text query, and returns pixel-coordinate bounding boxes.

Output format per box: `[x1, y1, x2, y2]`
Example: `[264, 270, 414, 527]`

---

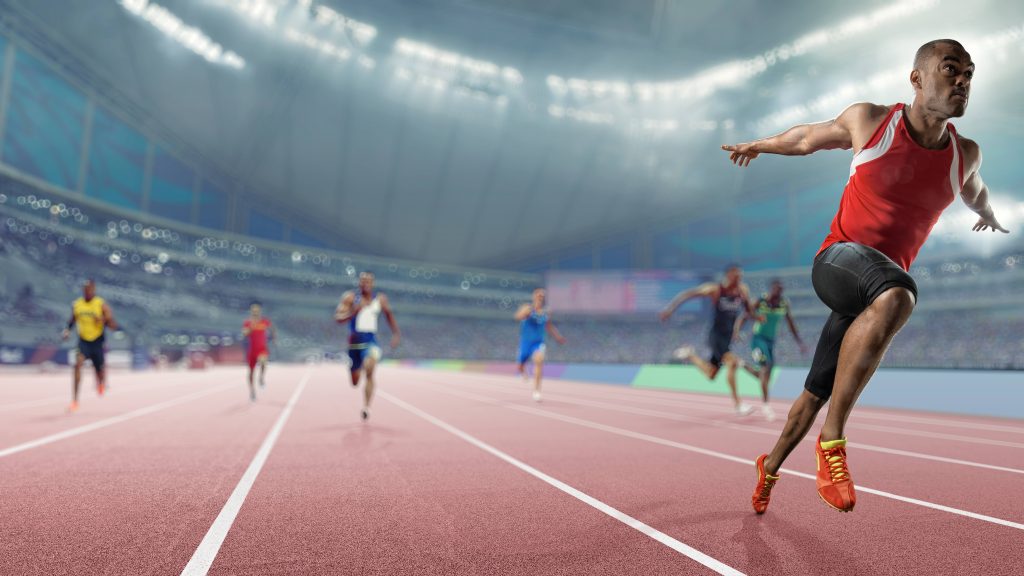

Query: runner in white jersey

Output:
[335, 271, 400, 421]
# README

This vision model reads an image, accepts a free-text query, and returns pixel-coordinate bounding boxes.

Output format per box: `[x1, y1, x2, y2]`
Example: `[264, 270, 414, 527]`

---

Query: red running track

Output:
[0, 364, 1022, 575]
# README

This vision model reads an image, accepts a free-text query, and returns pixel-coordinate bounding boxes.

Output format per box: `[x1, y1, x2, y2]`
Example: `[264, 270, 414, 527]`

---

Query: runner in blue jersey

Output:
[334, 271, 401, 421]
[734, 279, 807, 421]
[660, 264, 759, 415]
[515, 288, 566, 402]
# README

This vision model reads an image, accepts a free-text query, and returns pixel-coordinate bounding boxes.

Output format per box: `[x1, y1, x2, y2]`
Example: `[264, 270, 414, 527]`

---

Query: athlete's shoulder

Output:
[956, 134, 981, 167]
[838, 102, 892, 126]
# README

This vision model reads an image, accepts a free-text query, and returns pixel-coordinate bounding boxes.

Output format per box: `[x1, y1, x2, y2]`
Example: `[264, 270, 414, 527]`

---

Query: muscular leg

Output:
[820, 287, 915, 441]
[532, 350, 546, 394]
[763, 390, 828, 475]
[759, 366, 772, 402]
[258, 356, 267, 387]
[350, 368, 362, 387]
[95, 365, 106, 394]
[363, 357, 378, 411]
[72, 353, 84, 403]
[723, 353, 741, 407]
[682, 349, 721, 381]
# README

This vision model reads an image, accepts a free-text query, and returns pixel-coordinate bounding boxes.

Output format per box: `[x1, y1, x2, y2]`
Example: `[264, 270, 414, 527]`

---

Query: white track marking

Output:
[0, 379, 208, 413]
[431, 377, 1024, 476]
[419, 371, 1024, 450]
[181, 374, 309, 576]
[426, 383, 1024, 532]
[379, 391, 745, 576]
[404, 367, 1024, 434]
[0, 383, 237, 459]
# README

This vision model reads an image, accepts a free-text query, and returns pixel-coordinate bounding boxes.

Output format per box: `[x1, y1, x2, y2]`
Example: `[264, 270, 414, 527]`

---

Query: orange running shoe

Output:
[815, 435, 855, 512]
[68, 400, 79, 413]
[751, 454, 780, 514]
[97, 383, 106, 397]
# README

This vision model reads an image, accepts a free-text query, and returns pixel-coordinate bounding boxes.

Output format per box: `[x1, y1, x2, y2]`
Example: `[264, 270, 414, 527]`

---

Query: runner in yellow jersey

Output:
[61, 279, 118, 412]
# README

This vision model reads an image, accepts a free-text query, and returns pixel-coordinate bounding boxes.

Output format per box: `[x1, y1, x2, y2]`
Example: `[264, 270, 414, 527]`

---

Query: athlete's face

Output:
[532, 289, 545, 308]
[724, 268, 742, 286]
[914, 43, 973, 118]
[82, 282, 95, 300]
[250, 304, 262, 317]
[359, 273, 375, 294]
[770, 282, 783, 299]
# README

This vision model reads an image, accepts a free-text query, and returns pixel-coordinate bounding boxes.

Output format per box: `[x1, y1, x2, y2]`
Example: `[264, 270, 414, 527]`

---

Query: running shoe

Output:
[815, 435, 856, 512]
[68, 400, 79, 413]
[361, 409, 370, 421]
[751, 454, 780, 514]
[735, 402, 755, 416]
[532, 390, 542, 403]
[671, 345, 695, 362]
[760, 403, 776, 422]
[97, 382, 106, 397]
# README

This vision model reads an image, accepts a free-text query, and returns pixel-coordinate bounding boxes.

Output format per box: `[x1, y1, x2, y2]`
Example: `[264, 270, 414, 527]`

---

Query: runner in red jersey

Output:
[721, 40, 1008, 514]
[242, 301, 276, 401]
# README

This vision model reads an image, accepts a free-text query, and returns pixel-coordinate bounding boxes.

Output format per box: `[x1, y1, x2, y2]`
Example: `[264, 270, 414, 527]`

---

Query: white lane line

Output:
[427, 384, 1024, 532]
[415, 368, 1024, 434]
[0, 383, 237, 459]
[378, 390, 745, 576]
[430, 377, 1024, 476]
[0, 379, 208, 413]
[423, 372, 1024, 451]
[181, 374, 309, 576]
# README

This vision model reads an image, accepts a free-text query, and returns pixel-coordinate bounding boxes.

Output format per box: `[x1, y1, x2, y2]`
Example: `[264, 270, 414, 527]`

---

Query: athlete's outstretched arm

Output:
[785, 306, 807, 354]
[959, 140, 1010, 233]
[721, 103, 883, 166]
[102, 303, 119, 332]
[546, 318, 567, 345]
[659, 282, 717, 321]
[514, 304, 533, 321]
[334, 292, 358, 323]
[380, 294, 401, 348]
[62, 307, 75, 340]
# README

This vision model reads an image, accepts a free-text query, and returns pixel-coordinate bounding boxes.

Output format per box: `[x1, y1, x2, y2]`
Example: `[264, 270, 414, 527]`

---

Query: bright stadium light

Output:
[119, 0, 246, 69]
[546, 0, 937, 103]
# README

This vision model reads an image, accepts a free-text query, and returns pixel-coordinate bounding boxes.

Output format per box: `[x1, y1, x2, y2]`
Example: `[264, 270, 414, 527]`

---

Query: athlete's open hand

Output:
[555, 335, 567, 346]
[658, 310, 672, 323]
[721, 143, 760, 167]
[972, 215, 1009, 233]
[61, 328, 70, 341]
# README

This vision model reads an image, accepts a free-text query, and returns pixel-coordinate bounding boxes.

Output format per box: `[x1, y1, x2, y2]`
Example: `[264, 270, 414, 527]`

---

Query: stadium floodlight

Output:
[546, 0, 936, 103]
[118, 0, 245, 69]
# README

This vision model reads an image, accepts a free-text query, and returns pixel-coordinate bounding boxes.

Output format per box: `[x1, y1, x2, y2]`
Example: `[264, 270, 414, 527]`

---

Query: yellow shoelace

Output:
[823, 448, 851, 483]
[758, 476, 778, 500]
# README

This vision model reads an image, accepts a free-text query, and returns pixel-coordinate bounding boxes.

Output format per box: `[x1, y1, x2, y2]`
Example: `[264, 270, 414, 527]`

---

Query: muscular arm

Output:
[660, 282, 717, 321]
[380, 294, 401, 348]
[62, 307, 75, 340]
[102, 303, 118, 332]
[959, 139, 1010, 233]
[785, 308, 804, 347]
[334, 292, 357, 324]
[722, 102, 887, 166]
[546, 316, 567, 345]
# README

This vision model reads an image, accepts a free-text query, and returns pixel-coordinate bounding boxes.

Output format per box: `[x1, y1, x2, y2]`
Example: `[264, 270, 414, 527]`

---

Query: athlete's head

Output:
[769, 279, 784, 299]
[911, 39, 973, 118]
[359, 271, 375, 294]
[532, 288, 546, 308]
[82, 279, 96, 300]
[250, 301, 262, 317]
[723, 264, 742, 287]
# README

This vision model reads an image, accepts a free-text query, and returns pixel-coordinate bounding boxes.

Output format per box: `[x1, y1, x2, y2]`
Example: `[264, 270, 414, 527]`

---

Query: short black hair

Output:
[83, 278, 95, 286]
[360, 270, 374, 277]
[724, 263, 741, 272]
[250, 300, 262, 307]
[914, 39, 966, 70]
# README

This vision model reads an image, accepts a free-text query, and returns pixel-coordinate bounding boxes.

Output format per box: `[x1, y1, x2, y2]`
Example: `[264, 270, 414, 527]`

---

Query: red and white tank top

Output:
[819, 103, 963, 271]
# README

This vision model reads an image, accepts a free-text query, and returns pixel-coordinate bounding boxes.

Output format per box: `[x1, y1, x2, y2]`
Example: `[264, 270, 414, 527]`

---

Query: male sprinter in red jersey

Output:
[660, 264, 759, 415]
[242, 301, 275, 401]
[723, 40, 1008, 514]
[61, 279, 118, 412]
[335, 272, 400, 421]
